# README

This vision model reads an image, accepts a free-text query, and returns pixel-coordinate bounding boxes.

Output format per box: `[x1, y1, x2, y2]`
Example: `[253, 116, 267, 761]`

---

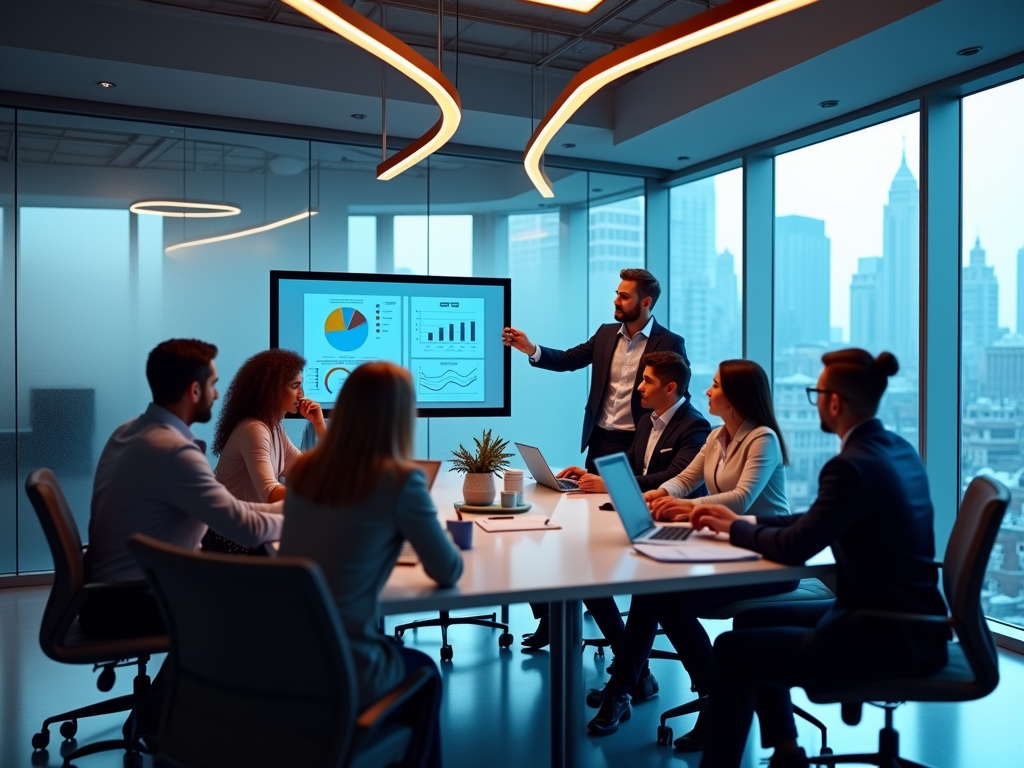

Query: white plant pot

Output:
[462, 472, 496, 506]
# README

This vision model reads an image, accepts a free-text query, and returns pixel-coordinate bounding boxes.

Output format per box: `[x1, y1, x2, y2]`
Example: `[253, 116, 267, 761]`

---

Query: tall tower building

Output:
[713, 248, 741, 355]
[880, 147, 920, 368]
[962, 236, 1001, 399]
[850, 256, 882, 350]
[589, 195, 644, 332]
[1017, 244, 1024, 335]
[775, 215, 830, 353]
[669, 178, 715, 367]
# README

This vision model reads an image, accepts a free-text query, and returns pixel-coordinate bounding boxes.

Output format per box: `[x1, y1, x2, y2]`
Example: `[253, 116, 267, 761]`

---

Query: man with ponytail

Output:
[690, 349, 949, 768]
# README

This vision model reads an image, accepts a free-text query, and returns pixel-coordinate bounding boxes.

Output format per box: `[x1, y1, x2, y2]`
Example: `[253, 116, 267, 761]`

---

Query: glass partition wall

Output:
[0, 108, 642, 573]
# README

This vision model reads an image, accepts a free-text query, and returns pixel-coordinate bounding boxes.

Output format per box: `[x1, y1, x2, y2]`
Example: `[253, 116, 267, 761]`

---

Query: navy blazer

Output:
[531, 319, 687, 452]
[625, 400, 711, 494]
[730, 419, 946, 620]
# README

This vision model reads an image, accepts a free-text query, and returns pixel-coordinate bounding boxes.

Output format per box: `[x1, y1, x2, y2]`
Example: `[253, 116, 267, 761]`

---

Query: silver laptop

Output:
[514, 442, 581, 492]
[594, 452, 695, 545]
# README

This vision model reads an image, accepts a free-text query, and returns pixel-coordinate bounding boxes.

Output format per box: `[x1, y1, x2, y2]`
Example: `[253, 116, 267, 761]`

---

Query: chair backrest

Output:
[943, 474, 1010, 697]
[25, 468, 87, 659]
[127, 534, 360, 768]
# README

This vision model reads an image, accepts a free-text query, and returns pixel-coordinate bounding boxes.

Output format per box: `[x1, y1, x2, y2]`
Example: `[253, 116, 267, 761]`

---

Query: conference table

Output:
[377, 470, 836, 768]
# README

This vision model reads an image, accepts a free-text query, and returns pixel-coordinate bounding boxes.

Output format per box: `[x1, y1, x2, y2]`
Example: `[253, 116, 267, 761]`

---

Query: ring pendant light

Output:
[282, 0, 461, 180]
[129, 201, 241, 218]
[523, 0, 819, 198]
[165, 211, 317, 254]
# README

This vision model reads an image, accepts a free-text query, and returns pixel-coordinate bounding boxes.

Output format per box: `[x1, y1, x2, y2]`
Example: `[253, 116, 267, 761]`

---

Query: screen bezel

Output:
[270, 270, 512, 419]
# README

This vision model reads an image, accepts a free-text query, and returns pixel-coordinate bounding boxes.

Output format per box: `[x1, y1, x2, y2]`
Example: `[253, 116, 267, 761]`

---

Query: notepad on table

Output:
[475, 516, 561, 532]
[633, 542, 761, 563]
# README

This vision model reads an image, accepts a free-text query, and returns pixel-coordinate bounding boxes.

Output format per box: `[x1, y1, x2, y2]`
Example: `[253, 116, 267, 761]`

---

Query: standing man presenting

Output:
[503, 268, 687, 473]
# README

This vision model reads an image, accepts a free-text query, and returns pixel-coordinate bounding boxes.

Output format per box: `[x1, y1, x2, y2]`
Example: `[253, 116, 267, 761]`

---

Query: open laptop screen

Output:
[593, 453, 653, 540]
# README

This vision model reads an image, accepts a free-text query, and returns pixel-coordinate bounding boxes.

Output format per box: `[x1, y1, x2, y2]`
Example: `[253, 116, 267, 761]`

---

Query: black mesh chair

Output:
[393, 608, 513, 662]
[128, 533, 438, 768]
[654, 578, 835, 751]
[804, 475, 1009, 767]
[26, 468, 169, 768]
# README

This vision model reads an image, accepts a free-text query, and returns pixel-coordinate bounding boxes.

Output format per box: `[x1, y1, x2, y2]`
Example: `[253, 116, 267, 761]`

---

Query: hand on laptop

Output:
[557, 466, 587, 480]
[650, 497, 694, 522]
[558, 467, 606, 492]
[643, 488, 668, 503]
[689, 504, 755, 534]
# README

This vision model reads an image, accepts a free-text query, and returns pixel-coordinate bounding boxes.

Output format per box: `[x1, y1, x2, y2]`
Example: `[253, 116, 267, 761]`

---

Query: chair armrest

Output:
[847, 609, 953, 627]
[356, 667, 433, 743]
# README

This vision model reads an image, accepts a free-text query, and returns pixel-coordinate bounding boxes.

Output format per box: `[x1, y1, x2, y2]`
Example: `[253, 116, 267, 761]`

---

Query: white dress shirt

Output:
[85, 403, 284, 582]
[530, 316, 654, 432]
[642, 396, 688, 475]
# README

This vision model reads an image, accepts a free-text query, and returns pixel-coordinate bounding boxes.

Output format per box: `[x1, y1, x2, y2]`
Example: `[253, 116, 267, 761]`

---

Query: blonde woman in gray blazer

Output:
[588, 360, 796, 747]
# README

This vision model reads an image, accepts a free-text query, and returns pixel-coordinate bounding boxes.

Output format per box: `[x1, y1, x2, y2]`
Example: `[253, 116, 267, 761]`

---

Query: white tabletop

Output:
[379, 471, 834, 615]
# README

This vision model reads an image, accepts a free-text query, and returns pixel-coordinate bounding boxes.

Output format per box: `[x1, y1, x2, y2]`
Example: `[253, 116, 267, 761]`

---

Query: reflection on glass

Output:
[669, 169, 743, 422]
[588, 179, 645, 334]
[348, 216, 376, 273]
[394, 215, 473, 276]
[774, 113, 920, 511]
[961, 77, 1024, 629]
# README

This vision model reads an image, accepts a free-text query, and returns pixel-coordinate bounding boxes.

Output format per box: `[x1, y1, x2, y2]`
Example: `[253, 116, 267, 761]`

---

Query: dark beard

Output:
[615, 304, 642, 323]
[194, 400, 214, 424]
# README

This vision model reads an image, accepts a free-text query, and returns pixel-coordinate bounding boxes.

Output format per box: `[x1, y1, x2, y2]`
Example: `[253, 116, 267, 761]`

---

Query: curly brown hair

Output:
[213, 349, 306, 456]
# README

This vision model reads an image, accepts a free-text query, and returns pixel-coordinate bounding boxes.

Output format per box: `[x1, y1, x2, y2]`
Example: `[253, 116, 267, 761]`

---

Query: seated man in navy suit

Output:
[527, 352, 711, 699]
[690, 349, 948, 768]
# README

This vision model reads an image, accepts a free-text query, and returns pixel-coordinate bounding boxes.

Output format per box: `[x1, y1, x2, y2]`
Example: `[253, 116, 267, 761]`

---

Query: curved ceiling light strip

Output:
[282, 0, 461, 180]
[165, 211, 317, 254]
[519, 0, 604, 11]
[523, 0, 819, 198]
[130, 201, 241, 218]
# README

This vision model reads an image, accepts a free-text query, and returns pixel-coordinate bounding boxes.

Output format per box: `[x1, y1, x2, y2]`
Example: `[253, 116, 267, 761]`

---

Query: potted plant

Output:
[449, 429, 514, 506]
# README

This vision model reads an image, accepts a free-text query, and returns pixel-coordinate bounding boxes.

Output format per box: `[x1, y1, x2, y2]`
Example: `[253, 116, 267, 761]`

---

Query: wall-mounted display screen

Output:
[271, 271, 511, 417]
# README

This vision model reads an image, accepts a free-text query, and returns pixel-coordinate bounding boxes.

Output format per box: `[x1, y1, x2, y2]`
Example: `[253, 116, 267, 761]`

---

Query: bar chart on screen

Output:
[411, 297, 484, 358]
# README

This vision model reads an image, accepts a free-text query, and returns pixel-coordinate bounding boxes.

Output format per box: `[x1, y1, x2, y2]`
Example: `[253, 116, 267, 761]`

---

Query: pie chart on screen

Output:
[324, 307, 369, 352]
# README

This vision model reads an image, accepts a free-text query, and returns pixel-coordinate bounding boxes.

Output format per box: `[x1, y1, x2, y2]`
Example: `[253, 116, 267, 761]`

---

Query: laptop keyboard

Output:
[649, 526, 694, 541]
[557, 478, 579, 490]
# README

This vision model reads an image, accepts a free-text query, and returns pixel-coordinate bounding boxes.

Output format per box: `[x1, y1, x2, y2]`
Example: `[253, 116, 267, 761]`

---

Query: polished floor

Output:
[2, 586, 1023, 768]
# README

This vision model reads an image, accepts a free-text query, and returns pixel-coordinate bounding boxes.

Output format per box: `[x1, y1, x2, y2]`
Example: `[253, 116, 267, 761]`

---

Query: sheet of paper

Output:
[633, 542, 761, 563]
[475, 516, 562, 532]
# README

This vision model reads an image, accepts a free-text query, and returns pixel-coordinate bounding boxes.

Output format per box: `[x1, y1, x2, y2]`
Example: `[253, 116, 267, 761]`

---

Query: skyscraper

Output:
[774, 215, 830, 352]
[669, 178, 715, 367]
[1017, 244, 1024, 335]
[850, 256, 882, 350]
[880, 147, 920, 367]
[713, 248, 741, 356]
[962, 236, 1001, 398]
[589, 196, 644, 332]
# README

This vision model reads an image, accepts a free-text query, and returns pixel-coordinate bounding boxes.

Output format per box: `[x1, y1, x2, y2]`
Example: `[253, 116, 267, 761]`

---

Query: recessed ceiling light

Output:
[677, 155, 690, 161]
[957, 46, 983, 57]
[819, 99, 839, 108]
[97, 81, 116, 89]
[561, 143, 576, 148]
[351, 113, 367, 120]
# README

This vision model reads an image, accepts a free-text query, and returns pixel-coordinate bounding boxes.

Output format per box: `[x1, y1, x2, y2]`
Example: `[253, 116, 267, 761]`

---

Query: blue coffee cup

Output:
[446, 519, 474, 550]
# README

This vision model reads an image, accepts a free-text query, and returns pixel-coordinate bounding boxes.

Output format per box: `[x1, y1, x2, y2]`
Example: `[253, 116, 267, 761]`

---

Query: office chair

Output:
[803, 475, 1009, 768]
[128, 534, 438, 768]
[393, 607, 513, 661]
[653, 578, 835, 752]
[26, 468, 169, 768]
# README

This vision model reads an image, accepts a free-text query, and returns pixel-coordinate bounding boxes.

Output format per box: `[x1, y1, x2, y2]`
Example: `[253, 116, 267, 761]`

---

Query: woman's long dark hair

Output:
[718, 359, 790, 466]
[212, 349, 305, 456]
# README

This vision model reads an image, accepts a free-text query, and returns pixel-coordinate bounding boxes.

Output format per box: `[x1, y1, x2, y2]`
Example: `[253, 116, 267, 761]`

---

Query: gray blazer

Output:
[660, 421, 789, 517]
[279, 465, 463, 706]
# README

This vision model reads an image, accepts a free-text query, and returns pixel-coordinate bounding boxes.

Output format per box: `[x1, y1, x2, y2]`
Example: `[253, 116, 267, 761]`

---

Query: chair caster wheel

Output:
[60, 720, 78, 740]
[594, 648, 604, 659]
[394, 629, 404, 638]
[498, 632, 514, 649]
[656, 725, 672, 745]
[124, 750, 143, 768]
[820, 747, 833, 756]
[440, 645, 454, 662]
[32, 730, 50, 750]
[98, 665, 116, 692]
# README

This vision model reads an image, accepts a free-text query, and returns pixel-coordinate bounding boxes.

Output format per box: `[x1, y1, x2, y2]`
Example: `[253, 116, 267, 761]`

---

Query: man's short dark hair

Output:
[642, 351, 690, 400]
[146, 339, 218, 406]
[821, 348, 899, 417]
[620, 268, 661, 308]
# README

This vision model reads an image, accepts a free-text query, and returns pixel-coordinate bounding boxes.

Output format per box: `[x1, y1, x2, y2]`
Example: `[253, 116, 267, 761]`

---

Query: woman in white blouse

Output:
[588, 359, 797, 747]
[205, 350, 325, 553]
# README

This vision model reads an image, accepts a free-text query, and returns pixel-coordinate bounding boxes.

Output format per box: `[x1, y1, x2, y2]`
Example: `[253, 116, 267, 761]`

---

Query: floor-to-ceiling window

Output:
[587, 175, 645, 335]
[774, 113, 921, 510]
[668, 168, 743, 421]
[961, 76, 1024, 630]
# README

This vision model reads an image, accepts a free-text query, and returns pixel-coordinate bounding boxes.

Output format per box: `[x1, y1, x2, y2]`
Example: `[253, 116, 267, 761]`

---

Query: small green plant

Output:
[449, 429, 514, 475]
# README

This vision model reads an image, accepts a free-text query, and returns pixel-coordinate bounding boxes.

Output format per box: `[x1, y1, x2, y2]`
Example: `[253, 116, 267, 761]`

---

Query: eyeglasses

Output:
[805, 388, 838, 406]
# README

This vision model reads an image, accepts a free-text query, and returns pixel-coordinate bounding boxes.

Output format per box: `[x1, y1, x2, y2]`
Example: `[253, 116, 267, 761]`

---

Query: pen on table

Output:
[488, 515, 514, 520]
[544, 517, 551, 526]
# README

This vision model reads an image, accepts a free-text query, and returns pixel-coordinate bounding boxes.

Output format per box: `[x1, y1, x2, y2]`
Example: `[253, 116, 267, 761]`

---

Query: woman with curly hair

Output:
[212, 348, 326, 504]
